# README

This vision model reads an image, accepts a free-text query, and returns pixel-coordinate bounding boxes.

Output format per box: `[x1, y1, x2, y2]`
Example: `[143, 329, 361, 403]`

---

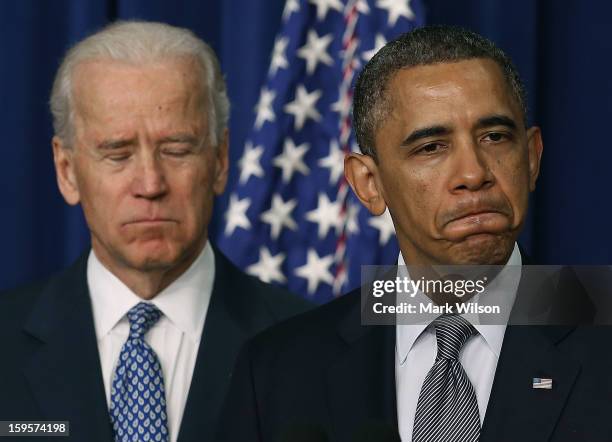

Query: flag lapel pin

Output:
[533, 377, 553, 389]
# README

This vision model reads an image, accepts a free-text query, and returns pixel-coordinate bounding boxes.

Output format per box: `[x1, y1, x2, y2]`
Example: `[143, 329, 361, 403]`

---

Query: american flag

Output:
[532, 378, 553, 390]
[217, 0, 424, 304]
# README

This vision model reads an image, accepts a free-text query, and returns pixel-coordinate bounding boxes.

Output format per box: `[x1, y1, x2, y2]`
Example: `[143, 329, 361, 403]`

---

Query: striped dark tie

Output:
[412, 314, 480, 442]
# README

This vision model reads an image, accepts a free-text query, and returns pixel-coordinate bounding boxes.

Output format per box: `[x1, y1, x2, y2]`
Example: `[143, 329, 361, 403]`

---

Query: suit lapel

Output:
[22, 255, 113, 441]
[480, 325, 580, 442]
[327, 296, 397, 442]
[177, 249, 247, 442]
[481, 265, 590, 442]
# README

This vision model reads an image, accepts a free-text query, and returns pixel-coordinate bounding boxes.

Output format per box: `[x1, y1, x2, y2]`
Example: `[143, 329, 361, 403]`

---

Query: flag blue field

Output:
[216, 0, 424, 303]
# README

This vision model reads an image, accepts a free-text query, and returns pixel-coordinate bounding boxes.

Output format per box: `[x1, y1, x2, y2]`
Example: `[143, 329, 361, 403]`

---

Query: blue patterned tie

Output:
[110, 302, 169, 442]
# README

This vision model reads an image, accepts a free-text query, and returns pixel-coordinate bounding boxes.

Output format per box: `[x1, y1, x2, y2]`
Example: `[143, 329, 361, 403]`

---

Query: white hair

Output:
[50, 20, 229, 146]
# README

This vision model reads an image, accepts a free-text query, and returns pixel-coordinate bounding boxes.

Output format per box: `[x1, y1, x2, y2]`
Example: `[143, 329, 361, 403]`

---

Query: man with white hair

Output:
[0, 21, 309, 442]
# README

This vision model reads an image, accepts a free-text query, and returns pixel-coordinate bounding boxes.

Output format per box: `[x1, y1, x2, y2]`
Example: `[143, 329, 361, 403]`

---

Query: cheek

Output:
[176, 166, 215, 221]
[75, 162, 118, 217]
[381, 165, 439, 230]
[491, 153, 531, 218]
[413, 169, 439, 212]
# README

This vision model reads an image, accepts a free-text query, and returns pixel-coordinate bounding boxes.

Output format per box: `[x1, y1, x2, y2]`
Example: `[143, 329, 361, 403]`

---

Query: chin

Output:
[447, 233, 514, 265]
[126, 254, 179, 272]
[123, 241, 185, 271]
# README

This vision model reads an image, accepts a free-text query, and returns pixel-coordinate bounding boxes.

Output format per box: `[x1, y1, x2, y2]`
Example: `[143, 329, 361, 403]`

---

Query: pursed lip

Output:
[445, 207, 506, 226]
[448, 209, 504, 224]
[122, 218, 178, 226]
[442, 207, 511, 242]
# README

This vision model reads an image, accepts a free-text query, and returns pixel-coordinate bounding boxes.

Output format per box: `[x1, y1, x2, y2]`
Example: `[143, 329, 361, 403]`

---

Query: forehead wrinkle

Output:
[72, 59, 209, 142]
[393, 62, 519, 132]
[74, 58, 202, 103]
[373, 61, 524, 156]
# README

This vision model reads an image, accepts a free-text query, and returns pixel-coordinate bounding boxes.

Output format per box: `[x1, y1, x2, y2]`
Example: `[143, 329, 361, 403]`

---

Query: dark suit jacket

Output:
[0, 246, 311, 442]
[216, 266, 612, 442]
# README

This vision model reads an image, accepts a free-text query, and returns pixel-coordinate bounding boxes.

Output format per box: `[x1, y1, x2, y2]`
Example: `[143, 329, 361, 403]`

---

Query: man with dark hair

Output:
[217, 26, 612, 442]
[353, 25, 527, 160]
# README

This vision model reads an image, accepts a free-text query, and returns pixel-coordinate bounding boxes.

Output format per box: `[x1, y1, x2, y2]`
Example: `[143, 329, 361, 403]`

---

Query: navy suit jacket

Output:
[0, 246, 311, 442]
[217, 265, 612, 442]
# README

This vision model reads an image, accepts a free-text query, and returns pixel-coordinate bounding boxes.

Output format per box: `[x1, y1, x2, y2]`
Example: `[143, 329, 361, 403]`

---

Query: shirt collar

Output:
[88, 241, 215, 343]
[396, 243, 521, 365]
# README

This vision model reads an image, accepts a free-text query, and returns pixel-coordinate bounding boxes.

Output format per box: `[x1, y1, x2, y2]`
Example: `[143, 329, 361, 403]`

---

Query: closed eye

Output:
[161, 143, 194, 157]
[163, 149, 191, 157]
[107, 152, 131, 162]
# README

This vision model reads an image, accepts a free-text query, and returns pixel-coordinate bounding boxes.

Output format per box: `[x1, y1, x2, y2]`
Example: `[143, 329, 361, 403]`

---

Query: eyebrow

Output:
[97, 138, 135, 150]
[401, 114, 519, 146]
[401, 125, 451, 146]
[475, 114, 518, 130]
[96, 134, 199, 150]
[158, 134, 199, 144]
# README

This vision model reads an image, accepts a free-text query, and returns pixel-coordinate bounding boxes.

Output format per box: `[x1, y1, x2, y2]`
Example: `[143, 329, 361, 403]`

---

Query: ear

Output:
[213, 128, 229, 195]
[52, 136, 81, 205]
[526, 126, 543, 191]
[344, 152, 387, 216]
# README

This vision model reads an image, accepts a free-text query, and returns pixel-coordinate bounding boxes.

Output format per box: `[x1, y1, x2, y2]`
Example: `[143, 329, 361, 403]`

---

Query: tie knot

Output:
[433, 314, 476, 360]
[126, 302, 162, 339]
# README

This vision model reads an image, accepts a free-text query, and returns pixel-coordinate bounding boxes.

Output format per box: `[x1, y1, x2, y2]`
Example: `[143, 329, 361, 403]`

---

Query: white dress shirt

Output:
[88, 241, 214, 442]
[396, 243, 521, 441]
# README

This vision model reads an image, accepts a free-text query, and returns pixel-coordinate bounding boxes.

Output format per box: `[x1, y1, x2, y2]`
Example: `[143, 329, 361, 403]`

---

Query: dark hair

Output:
[352, 25, 527, 159]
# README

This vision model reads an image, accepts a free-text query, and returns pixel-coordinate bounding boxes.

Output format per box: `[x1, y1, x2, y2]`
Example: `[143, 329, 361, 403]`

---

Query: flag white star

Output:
[260, 194, 298, 239]
[273, 139, 311, 183]
[297, 30, 334, 75]
[345, 202, 360, 235]
[362, 34, 387, 62]
[294, 248, 335, 294]
[318, 139, 345, 185]
[224, 194, 251, 236]
[355, 0, 371, 13]
[282, 0, 300, 21]
[376, 0, 415, 26]
[246, 247, 286, 284]
[254, 87, 276, 129]
[284, 85, 322, 131]
[305, 193, 343, 239]
[368, 208, 396, 245]
[269, 37, 289, 76]
[238, 142, 264, 184]
[309, 0, 343, 21]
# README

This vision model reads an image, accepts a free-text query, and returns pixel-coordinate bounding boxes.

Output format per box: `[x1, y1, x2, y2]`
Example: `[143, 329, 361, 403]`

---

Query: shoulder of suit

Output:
[0, 254, 88, 328]
[244, 286, 360, 359]
[0, 276, 64, 338]
[0, 279, 47, 322]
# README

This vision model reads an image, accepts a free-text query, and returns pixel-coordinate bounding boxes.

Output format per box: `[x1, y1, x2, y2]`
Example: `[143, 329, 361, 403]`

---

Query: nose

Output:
[448, 137, 494, 193]
[131, 150, 168, 199]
